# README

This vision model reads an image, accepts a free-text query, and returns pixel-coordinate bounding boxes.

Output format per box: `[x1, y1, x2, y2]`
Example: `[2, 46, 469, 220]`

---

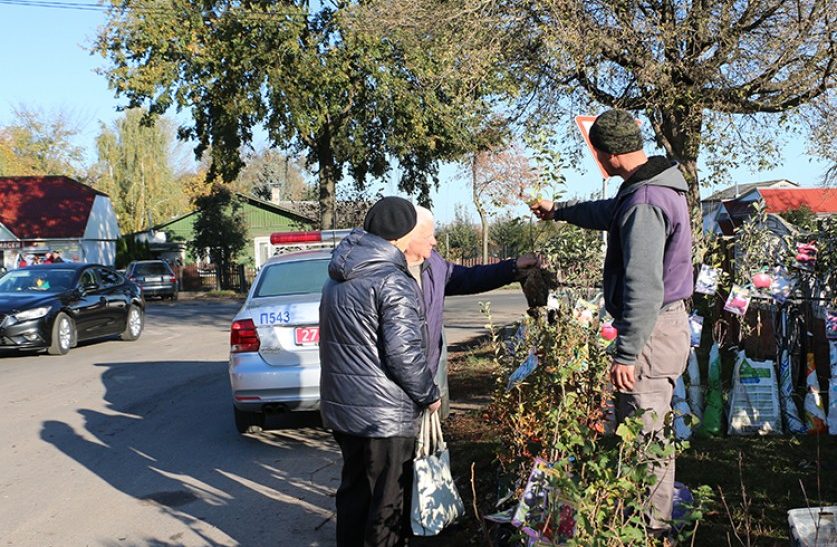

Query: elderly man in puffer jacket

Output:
[319, 196, 440, 547]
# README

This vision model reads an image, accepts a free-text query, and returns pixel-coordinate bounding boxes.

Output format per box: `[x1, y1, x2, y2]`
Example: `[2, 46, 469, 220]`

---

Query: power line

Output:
[0, 0, 105, 11]
[0, 0, 313, 19]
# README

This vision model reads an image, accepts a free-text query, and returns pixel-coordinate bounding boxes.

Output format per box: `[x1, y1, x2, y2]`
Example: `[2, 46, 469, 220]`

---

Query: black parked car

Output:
[125, 260, 179, 300]
[0, 263, 144, 355]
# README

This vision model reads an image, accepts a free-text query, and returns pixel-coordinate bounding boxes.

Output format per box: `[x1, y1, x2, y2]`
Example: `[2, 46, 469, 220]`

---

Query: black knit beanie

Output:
[363, 196, 417, 241]
[588, 109, 643, 155]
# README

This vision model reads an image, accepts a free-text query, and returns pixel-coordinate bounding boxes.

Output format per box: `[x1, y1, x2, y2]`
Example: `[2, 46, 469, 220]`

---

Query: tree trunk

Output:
[652, 105, 705, 250]
[478, 210, 489, 263]
[471, 156, 489, 263]
[678, 158, 703, 238]
[316, 129, 337, 230]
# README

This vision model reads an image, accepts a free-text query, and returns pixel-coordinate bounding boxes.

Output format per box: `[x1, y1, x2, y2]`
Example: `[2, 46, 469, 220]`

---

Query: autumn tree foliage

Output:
[469, 145, 537, 262]
[95, 1, 495, 228]
[365, 0, 836, 230]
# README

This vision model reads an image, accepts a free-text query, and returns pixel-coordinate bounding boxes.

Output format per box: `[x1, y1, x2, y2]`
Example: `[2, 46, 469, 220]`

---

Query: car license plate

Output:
[294, 326, 319, 346]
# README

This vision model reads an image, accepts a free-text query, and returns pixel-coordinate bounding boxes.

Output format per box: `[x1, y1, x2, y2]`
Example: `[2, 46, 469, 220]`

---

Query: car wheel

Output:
[48, 313, 75, 356]
[234, 406, 265, 434]
[120, 305, 144, 341]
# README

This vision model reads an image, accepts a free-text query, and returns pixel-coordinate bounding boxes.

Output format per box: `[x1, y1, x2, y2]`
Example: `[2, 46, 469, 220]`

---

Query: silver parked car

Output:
[126, 260, 178, 300]
[228, 248, 333, 433]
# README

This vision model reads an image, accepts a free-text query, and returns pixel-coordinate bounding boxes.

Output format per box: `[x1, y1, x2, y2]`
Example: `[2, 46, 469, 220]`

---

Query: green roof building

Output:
[153, 193, 315, 268]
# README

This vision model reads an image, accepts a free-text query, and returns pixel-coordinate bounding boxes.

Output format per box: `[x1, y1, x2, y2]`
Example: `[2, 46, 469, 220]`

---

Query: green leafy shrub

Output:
[484, 294, 698, 545]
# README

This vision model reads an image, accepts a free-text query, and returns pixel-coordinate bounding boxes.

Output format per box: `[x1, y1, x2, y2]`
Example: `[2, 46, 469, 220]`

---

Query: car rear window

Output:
[254, 259, 330, 297]
[133, 262, 171, 275]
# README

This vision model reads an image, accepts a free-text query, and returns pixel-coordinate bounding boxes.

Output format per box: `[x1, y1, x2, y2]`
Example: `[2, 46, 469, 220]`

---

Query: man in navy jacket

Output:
[321, 197, 440, 547]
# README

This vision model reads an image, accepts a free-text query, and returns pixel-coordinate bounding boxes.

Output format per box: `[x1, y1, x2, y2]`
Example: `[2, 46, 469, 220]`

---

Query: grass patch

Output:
[425, 341, 837, 546]
[203, 289, 241, 298]
[678, 435, 837, 545]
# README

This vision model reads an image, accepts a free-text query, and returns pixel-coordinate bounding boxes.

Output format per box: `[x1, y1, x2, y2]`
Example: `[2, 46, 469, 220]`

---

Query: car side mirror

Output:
[76, 284, 95, 296]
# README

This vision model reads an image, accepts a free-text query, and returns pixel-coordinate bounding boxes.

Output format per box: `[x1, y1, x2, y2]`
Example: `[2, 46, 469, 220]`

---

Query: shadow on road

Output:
[40, 360, 338, 546]
[143, 300, 242, 330]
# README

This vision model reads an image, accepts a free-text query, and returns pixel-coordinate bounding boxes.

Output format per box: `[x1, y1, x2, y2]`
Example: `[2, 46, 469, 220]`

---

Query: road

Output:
[0, 289, 528, 546]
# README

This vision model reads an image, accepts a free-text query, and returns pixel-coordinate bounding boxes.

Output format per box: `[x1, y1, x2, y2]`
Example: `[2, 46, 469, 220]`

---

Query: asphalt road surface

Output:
[0, 289, 528, 546]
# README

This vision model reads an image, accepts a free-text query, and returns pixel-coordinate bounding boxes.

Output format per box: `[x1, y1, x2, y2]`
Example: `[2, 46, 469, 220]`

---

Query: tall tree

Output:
[438, 205, 481, 261]
[95, 1, 492, 228]
[234, 149, 311, 202]
[188, 184, 248, 289]
[371, 0, 836, 231]
[524, 0, 835, 221]
[0, 106, 85, 177]
[469, 144, 536, 262]
[490, 214, 531, 259]
[93, 108, 188, 233]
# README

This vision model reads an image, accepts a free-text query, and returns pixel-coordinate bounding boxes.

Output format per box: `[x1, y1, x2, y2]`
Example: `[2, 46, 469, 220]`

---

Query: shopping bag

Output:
[411, 410, 465, 536]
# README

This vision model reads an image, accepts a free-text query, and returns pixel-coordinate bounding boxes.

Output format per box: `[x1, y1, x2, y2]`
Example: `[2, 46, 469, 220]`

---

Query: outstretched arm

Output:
[530, 198, 616, 230]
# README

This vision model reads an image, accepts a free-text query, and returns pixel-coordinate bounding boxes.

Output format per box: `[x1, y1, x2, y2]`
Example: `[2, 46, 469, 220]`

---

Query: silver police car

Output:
[228, 230, 349, 434]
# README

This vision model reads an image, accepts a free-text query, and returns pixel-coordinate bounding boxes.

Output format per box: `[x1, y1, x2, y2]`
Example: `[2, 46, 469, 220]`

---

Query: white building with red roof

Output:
[0, 176, 120, 269]
[708, 184, 837, 236]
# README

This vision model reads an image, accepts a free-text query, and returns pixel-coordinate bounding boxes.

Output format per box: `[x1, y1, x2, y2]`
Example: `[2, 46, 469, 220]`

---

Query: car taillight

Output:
[231, 319, 260, 353]
[168, 275, 177, 283]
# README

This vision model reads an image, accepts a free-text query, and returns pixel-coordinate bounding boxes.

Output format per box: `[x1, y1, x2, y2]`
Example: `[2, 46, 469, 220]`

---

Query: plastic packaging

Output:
[788, 506, 837, 546]
[727, 351, 782, 435]
[694, 265, 720, 295]
[673, 375, 692, 439]
[507, 349, 539, 391]
[803, 352, 827, 434]
[696, 343, 724, 437]
[672, 482, 695, 532]
[686, 348, 704, 421]
[769, 267, 794, 303]
[511, 458, 575, 544]
[778, 347, 807, 434]
[689, 313, 703, 347]
[724, 284, 751, 316]
[831, 340, 837, 377]
[828, 377, 837, 436]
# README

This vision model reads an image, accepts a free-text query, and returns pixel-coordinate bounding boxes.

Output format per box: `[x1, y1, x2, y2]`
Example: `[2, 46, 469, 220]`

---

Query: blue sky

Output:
[1, 1, 830, 225]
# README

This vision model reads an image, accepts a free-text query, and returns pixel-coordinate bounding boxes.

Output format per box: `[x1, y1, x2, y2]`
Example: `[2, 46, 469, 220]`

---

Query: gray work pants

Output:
[615, 301, 689, 531]
[435, 332, 450, 420]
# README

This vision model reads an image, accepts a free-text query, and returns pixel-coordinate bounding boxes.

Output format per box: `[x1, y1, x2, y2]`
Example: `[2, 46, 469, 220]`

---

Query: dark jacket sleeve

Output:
[552, 198, 616, 230]
[379, 274, 439, 406]
[612, 204, 667, 365]
[445, 259, 516, 296]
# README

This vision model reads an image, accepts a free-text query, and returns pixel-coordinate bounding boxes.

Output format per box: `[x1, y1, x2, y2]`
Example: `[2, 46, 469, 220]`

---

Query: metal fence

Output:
[180, 264, 255, 293]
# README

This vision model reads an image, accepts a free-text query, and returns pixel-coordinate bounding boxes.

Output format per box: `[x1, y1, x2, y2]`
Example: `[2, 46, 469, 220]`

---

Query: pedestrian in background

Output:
[529, 109, 693, 539]
[319, 196, 440, 547]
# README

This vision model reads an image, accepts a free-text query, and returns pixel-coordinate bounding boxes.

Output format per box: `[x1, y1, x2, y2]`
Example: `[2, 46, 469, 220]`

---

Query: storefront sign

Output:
[0, 241, 22, 250]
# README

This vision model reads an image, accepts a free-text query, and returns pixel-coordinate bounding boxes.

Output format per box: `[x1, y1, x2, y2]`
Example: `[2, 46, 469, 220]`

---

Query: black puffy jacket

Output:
[319, 229, 439, 438]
